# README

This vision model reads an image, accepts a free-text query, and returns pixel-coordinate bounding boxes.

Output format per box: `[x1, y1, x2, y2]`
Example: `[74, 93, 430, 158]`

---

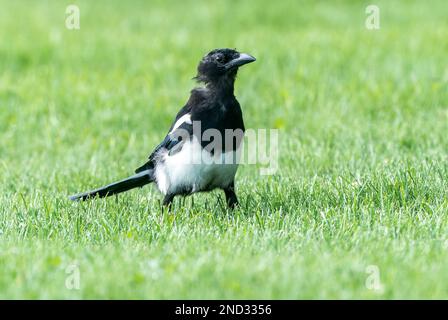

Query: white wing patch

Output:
[170, 113, 192, 134]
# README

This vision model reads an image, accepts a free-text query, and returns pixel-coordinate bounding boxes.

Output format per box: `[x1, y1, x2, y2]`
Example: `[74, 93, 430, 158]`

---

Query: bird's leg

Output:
[223, 182, 239, 210]
[162, 194, 175, 211]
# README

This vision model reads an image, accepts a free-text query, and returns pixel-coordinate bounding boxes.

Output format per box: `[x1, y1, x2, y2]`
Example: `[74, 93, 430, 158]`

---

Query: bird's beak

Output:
[225, 53, 256, 70]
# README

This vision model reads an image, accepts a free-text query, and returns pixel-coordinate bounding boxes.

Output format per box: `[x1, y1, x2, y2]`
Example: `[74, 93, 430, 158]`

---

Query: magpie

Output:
[70, 48, 256, 209]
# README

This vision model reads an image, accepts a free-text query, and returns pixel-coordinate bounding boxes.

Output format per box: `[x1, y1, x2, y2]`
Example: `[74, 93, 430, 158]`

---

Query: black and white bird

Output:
[70, 48, 256, 209]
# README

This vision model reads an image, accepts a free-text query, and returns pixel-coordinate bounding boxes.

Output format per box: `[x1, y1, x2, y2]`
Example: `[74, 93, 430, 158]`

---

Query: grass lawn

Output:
[0, 0, 447, 299]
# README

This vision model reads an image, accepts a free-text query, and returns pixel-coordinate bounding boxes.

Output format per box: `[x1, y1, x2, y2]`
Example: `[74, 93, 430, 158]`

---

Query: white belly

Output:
[154, 137, 240, 195]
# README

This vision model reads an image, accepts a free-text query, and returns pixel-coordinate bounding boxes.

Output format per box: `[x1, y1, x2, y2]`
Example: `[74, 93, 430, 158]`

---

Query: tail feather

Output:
[69, 170, 153, 201]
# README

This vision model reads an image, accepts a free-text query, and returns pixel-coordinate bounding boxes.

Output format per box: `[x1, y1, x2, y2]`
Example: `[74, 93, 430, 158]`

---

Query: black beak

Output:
[225, 53, 256, 70]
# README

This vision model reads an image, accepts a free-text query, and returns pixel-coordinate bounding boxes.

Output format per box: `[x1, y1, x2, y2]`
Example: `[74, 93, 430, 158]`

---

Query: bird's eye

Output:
[215, 55, 224, 63]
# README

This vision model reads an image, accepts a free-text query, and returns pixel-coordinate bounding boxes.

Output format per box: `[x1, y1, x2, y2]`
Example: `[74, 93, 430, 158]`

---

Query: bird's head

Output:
[195, 48, 256, 86]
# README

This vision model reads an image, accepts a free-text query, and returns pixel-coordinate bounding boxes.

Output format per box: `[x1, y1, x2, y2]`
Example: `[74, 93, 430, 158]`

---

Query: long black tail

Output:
[69, 170, 153, 201]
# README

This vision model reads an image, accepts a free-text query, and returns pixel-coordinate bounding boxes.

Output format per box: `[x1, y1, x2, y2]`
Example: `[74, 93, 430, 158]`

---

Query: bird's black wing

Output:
[134, 115, 193, 173]
[135, 89, 206, 174]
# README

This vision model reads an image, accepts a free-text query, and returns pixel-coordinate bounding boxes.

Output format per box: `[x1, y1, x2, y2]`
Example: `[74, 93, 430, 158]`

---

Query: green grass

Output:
[1, 0, 447, 299]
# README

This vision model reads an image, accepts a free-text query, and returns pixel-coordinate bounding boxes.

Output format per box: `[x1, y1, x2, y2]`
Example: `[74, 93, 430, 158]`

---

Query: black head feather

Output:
[195, 48, 255, 84]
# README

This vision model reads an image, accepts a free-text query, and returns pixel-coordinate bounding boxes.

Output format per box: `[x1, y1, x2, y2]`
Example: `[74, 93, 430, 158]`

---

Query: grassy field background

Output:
[0, 0, 447, 298]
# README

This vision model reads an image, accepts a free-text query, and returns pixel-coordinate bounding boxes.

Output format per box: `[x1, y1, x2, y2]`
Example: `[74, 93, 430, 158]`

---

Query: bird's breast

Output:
[154, 136, 240, 195]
